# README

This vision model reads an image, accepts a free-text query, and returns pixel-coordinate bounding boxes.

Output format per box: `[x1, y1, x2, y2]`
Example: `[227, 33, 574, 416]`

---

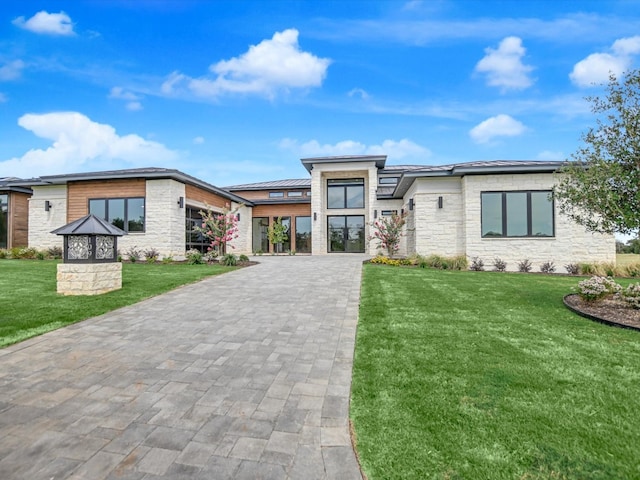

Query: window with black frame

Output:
[327, 178, 364, 209]
[481, 191, 554, 238]
[185, 207, 210, 252]
[89, 197, 145, 232]
[0, 194, 8, 249]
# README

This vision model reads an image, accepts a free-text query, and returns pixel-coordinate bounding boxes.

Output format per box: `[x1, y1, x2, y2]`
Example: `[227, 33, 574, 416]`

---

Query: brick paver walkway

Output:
[0, 255, 365, 479]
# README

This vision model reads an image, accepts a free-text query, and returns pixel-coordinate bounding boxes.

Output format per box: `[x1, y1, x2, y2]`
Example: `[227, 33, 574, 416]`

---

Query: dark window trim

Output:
[287, 191, 303, 197]
[88, 196, 146, 233]
[269, 191, 284, 198]
[381, 210, 398, 216]
[378, 177, 399, 185]
[481, 190, 555, 238]
[327, 178, 365, 209]
[326, 214, 366, 253]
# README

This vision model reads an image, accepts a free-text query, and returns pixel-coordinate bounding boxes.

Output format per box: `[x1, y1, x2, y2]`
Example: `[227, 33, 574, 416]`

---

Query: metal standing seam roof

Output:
[225, 178, 311, 191]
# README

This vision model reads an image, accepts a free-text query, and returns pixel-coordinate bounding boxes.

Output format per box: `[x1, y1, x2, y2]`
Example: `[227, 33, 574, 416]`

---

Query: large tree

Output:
[554, 70, 640, 236]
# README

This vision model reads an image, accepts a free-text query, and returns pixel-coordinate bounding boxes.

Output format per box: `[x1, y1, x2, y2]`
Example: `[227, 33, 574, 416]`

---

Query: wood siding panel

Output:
[10, 192, 30, 247]
[185, 184, 228, 209]
[67, 179, 146, 221]
[252, 203, 311, 218]
[232, 189, 310, 201]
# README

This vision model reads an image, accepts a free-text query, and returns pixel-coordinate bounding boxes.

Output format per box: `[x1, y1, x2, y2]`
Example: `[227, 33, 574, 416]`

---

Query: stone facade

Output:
[57, 262, 122, 295]
[28, 185, 67, 251]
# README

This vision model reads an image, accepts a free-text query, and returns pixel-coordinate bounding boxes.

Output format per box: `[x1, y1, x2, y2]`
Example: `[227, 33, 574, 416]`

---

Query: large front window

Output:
[328, 215, 365, 252]
[0, 194, 7, 249]
[327, 178, 364, 209]
[252, 217, 269, 253]
[295, 216, 311, 253]
[89, 197, 145, 232]
[481, 191, 554, 238]
[186, 207, 208, 252]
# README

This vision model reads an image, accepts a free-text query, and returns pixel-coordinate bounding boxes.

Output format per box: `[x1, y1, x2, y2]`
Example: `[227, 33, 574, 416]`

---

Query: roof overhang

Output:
[392, 161, 566, 198]
[301, 155, 387, 173]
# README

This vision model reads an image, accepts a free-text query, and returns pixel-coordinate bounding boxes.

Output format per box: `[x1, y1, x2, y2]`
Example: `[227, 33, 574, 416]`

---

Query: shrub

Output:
[517, 259, 532, 273]
[143, 248, 160, 263]
[47, 246, 63, 259]
[624, 263, 640, 277]
[540, 261, 556, 274]
[469, 257, 484, 271]
[10, 247, 37, 259]
[162, 256, 174, 264]
[565, 263, 580, 275]
[0, 249, 8, 259]
[238, 254, 250, 262]
[493, 257, 507, 272]
[126, 246, 142, 263]
[449, 255, 469, 271]
[576, 276, 621, 301]
[254, 249, 264, 256]
[204, 251, 218, 263]
[185, 249, 204, 265]
[619, 283, 640, 309]
[370, 255, 401, 267]
[36, 251, 46, 260]
[220, 253, 237, 266]
[579, 262, 597, 275]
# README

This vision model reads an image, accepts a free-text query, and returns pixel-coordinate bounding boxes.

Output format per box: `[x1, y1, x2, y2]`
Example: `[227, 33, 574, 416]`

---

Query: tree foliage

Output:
[554, 70, 640, 235]
[368, 212, 408, 257]
[267, 216, 288, 253]
[194, 205, 240, 255]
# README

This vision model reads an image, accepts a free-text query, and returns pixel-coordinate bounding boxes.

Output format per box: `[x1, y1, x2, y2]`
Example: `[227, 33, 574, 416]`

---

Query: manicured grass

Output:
[352, 266, 640, 479]
[617, 253, 640, 266]
[0, 260, 234, 348]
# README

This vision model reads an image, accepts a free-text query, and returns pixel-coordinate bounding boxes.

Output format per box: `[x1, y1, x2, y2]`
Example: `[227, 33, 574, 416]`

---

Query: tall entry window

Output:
[295, 216, 311, 253]
[328, 215, 365, 253]
[185, 207, 209, 252]
[0, 194, 8, 249]
[481, 191, 554, 238]
[89, 197, 145, 232]
[327, 178, 364, 209]
[252, 217, 269, 253]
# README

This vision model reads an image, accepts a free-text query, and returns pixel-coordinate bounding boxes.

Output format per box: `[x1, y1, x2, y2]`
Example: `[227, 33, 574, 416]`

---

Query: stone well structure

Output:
[51, 214, 126, 296]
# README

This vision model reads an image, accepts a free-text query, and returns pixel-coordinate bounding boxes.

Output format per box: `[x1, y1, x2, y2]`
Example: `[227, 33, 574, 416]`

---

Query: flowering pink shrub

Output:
[195, 206, 240, 255]
[368, 212, 408, 257]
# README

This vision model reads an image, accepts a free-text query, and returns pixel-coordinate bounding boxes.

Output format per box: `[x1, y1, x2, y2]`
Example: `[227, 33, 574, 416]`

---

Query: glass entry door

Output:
[327, 215, 365, 253]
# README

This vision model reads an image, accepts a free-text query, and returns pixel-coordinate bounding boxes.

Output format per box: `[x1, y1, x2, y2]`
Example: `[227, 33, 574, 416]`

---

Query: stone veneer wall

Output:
[57, 263, 122, 295]
[462, 173, 615, 271]
[28, 185, 67, 251]
[410, 177, 466, 258]
[227, 202, 252, 254]
[117, 179, 186, 260]
[310, 162, 378, 255]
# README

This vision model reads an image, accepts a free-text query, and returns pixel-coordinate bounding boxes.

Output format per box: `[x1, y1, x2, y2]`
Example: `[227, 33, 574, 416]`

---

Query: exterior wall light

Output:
[409, 198, 414, 211]
[177, 196, 184, 208]
[313, 212, 317, 221]
[45, 200, 52, 212]
[374, 209, 377, 219]
[438, 196, 443, 209]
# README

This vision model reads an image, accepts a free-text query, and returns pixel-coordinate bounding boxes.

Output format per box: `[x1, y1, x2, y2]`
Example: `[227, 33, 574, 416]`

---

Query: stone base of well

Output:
[57, 262, 122, 296]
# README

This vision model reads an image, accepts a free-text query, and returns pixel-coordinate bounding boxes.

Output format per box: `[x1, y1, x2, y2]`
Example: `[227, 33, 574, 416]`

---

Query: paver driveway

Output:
[0, 255, 366, 479]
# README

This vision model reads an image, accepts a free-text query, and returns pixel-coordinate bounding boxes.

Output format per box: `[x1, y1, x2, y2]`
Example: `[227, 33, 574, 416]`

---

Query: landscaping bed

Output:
[564, 294, 640, 331]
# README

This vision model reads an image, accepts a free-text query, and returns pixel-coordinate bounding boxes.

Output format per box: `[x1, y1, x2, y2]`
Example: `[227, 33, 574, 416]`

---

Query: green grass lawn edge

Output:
[351, 265, 640, 480]
[0, 260, 235, 348]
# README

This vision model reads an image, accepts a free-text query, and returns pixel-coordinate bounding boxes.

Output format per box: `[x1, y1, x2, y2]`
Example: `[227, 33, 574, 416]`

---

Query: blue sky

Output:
[1, 0, 640, 189]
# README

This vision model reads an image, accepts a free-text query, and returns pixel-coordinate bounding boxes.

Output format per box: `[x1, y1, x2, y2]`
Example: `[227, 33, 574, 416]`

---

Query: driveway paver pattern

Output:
[0, 255, 365, 479]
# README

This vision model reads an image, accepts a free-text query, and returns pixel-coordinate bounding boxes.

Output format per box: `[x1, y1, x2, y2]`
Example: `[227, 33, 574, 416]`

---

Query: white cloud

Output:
[162, 29, 331, 99]
[109, 87, 143, 111]
[0, 60, 25, 81]
[12, 10, 74, 36]
[348, 88, 370, 100]
[0, 112, 178, 177]
[475, 36, 534, 91]
[570, 35, 640, 87]
[469, 114, 526, 144]
[279, 138, 429, 160]
[193, 136, 205, 144]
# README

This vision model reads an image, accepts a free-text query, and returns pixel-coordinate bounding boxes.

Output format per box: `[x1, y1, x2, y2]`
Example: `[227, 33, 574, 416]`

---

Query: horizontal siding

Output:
[252, 203, 311, 218]
[10, 192, 30, 247]
[231, 189, 310, 201]
[67, 179, 146, 222]
[185, 184, 228, 209]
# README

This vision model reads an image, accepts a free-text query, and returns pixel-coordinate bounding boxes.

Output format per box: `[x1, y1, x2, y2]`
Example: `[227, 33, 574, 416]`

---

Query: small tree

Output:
[267, 217, 288, 253]
[554, 70, 640, 236]
[368, 212, 407, 257]
[194, 205, 240, 256]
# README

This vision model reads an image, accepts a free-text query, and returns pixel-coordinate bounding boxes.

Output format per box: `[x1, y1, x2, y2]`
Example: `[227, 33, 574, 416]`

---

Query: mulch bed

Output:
[563, 294, 640, 332]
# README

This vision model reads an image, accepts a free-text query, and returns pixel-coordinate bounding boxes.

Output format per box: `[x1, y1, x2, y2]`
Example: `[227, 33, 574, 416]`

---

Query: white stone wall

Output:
[411, 177, 465, 257]
[57, 262, 122, 295]
[310, 162, 379, 255]
[28, 185, 67, 251]
[227, 202, 252, 255]
[462, 174, 615, 271]
[119, 179, 186, 260]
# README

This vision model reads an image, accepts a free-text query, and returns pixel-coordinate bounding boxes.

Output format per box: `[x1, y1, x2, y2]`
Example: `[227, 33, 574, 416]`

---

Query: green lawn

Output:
[0, 260, 233, 348]
[352, 266, 640, 480]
